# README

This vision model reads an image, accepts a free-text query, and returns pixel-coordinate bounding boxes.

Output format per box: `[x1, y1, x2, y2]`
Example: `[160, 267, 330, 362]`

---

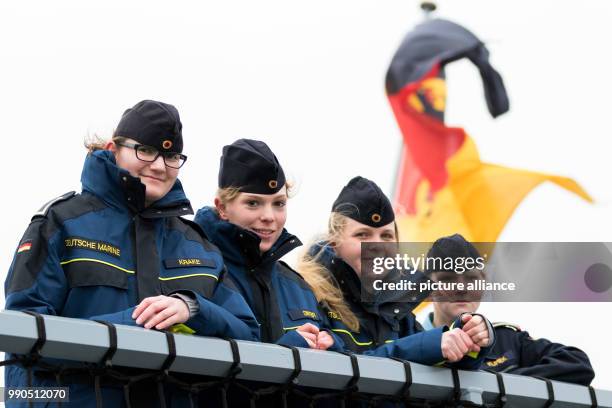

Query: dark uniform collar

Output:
[81, 150, 192, 217]
[310, 242, 371, 311]
[310, 242, 416, 321]
[196, 206, 302, 268]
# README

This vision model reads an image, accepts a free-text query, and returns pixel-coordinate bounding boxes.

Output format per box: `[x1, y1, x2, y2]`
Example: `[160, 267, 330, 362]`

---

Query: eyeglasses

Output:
[116, 141, 187, 169]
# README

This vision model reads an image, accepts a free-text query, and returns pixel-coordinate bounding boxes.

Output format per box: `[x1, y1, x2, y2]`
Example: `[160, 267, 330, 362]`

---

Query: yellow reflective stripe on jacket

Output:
[159, 273, 218, 281]
[60, 258, 218, 281]
[332, 329, 374, 346]
[60, 258, 135, 274]
[284, 327, 376, 347]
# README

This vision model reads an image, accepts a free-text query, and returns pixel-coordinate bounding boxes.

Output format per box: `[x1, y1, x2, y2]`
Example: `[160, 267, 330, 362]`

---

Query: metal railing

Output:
[0, 310, 609, 407]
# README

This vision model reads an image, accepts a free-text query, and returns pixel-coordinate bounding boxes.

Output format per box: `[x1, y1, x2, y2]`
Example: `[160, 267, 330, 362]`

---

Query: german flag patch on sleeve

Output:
[17, 240, 32, 254]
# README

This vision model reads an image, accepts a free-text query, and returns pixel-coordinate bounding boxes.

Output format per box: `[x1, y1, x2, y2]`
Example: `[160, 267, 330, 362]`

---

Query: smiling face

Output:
[215, 188, 288, 253]
[333, 216, 397, 276]
[107, 137, 179, 206]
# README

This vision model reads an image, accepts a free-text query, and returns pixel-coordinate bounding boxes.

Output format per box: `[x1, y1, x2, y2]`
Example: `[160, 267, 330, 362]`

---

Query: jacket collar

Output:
[80, 150, 193, 217]
[196, 206, 302, 268]
[309, 242, 364, 306]
[310, 242, 417, 321]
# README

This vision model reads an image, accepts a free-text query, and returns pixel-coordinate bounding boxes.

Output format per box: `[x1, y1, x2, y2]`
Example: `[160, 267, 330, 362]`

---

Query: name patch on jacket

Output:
[327, 311, 342, 321]
[64, 237, 121, 258]
[486, 352, 515, 368]
[288, 309, 320, 321]
[164, 258, 216, 269]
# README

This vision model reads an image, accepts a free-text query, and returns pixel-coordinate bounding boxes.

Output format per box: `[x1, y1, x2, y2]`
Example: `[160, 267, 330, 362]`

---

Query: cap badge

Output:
[268, 180, 278, 189]
[162, 140, 173, 150]
[371, 213, 382, 223]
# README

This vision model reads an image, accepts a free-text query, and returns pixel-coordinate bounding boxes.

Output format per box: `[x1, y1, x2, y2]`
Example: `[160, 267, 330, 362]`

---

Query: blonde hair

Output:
[216, 186, 243, 204]
[215, 181, 296, 206]
[297, 212, 361, 332]
[298, 212, 400, 333]
[83, 133, 127, 154]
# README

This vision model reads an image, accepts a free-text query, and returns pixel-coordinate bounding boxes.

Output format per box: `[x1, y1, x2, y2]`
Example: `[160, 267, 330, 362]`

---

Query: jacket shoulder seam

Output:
[32, 191, 77, 220]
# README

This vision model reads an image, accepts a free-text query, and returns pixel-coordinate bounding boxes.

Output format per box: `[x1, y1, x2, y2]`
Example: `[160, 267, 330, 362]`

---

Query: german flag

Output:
[17, 241, 32, 253]
[386, 18, 591, 242]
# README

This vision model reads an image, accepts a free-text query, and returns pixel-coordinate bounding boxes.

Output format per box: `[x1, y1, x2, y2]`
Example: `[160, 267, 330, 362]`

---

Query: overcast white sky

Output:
[1, 0, 611, 390]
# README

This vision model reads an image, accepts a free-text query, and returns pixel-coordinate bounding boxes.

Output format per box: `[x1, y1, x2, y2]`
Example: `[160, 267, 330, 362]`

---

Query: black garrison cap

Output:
[425, 233, 482, 273]
[332, 176, 395, 227]
[115, 100, 183, 153]
[218, 138, 286, 194]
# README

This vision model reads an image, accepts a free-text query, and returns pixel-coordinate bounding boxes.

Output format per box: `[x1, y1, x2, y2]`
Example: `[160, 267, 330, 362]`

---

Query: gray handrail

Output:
[1, 310, 609, 407]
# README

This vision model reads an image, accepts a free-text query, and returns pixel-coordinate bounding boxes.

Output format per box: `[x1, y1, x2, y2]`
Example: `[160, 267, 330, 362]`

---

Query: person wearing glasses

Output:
[4, 100, 259, 407]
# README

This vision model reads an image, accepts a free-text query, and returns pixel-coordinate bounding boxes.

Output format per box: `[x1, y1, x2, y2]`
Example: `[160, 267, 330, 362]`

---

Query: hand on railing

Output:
[460, 313, 490, 349]
[441, 328, 475, 362]
[132, 295, 190, 330]
[295, 323, 335, 350]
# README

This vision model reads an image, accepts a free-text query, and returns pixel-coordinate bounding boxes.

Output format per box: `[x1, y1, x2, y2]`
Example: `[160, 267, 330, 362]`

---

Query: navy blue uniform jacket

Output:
[313, 244, 492, 368]
[4, 150, 259, 407]
[423, 313, 593, 384]
[484, 322, 594, 385]
[194, 207, 343, 350]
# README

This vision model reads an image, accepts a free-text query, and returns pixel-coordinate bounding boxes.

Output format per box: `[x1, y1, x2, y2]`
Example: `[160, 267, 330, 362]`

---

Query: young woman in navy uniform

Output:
[298, 176, 494, 367]
[194, 139, 342, 350]
[4, 100, 259, 407]
[422, 233, 595, 385]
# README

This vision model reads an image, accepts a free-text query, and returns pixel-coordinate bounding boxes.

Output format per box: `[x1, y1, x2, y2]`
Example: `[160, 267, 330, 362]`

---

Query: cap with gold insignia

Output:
[218, 138, 286, 194]
[332, 176, 395, 227]
[115, 100, 183, 153]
